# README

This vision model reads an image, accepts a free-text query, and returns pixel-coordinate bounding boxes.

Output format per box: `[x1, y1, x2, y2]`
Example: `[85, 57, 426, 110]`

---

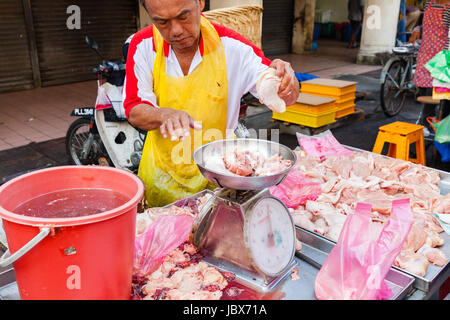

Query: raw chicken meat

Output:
[132, 242, 234, 300]
[291, 268, 300, 281]
[417, 244, 447, 267]
[432, 194, 450, 214]
[256, 68, 286, 113]
[223, 149, 254, 176]
[136, 194, 211, 235]
[285, 150, 448, 277]
[222, 149, 292, 176]
[394, 248, 430, 277]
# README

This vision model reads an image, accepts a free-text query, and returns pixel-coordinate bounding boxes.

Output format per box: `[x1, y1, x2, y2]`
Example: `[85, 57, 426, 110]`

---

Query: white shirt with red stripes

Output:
[123, 22, 271, 133]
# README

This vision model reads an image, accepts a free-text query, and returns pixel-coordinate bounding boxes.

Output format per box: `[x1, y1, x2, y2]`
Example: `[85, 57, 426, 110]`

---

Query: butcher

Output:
[124, 0, 299, 207]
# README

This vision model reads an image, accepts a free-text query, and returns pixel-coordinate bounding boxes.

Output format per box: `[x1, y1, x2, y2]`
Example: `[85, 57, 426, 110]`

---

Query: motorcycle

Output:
[66, 35, 251, 173]
[66, 35, 146, 173]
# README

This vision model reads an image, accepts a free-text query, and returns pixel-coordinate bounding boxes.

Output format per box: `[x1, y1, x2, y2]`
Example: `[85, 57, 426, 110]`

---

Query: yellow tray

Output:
[273, 107, 337, 128]
[301, 78, 357, 96]
[301, 91, 355, 103]
[335, 104, 355, 118]
[290, 93, 337, 114]
[336, 98, 356, 109]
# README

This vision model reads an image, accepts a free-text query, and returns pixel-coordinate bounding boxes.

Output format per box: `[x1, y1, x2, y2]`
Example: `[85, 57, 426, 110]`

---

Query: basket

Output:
[203, 5, 263, 48]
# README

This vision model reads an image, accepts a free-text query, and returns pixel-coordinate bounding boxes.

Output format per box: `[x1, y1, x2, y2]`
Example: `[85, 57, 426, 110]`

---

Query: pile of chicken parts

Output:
[132, 242, 240, 300]
[290, 150, 449, 277]
[223, 149, 292, 176]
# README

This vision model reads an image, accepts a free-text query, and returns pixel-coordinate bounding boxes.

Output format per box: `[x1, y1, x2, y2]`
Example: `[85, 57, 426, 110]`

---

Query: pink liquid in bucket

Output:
[0, 166, 144, 300]
[14, 188, 129, 219]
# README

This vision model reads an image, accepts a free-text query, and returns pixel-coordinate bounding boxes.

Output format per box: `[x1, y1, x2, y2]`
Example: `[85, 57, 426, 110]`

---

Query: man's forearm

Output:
[128, 103, 163, 131]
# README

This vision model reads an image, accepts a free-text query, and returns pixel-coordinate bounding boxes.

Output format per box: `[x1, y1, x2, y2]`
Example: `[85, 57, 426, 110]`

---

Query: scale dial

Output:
[244, 197, 295, 277]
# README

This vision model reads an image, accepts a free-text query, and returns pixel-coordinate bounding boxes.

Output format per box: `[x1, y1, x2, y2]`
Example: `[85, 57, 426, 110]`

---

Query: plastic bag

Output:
[434, 141, 450, 162]
[133, 214, 194, 277]
[269, 169, 321, 208]
[433, 115, 450, 144]
[102, 82, 127, 118]
[295, 72, 318, 82]
[314, 199, 413, 300]
[296, 130, 353, 160]
[95, 80, 113, 110]
[425, 50, 450, 84]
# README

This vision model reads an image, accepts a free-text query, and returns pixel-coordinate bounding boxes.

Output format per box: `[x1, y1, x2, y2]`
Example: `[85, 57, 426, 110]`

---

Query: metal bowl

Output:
[193, 138, 297, 190]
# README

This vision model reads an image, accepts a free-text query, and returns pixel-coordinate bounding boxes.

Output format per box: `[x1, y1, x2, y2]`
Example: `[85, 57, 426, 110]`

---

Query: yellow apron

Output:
[138, 17, 228, 207]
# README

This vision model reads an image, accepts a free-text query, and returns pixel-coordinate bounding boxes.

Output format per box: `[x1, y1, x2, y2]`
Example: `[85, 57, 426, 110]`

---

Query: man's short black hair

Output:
[139, 0, 199, 10]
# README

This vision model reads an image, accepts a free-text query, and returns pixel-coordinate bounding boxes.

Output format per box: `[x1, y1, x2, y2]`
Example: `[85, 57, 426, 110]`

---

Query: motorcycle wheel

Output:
[65, 118, 109, 165]
[380, 60, 408, 117]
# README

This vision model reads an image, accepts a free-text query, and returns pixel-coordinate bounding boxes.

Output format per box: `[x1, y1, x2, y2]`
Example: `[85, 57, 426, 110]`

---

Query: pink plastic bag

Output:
[296, 130, 353, 160]
[314, 199, 413, 300]
[269, 169, 321, 208]
[95, 80, 113, 110]
[133, 214, 194, 277]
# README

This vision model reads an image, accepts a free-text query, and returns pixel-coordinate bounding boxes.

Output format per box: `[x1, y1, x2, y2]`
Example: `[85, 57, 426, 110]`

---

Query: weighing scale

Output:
[191, 139, 298, 292]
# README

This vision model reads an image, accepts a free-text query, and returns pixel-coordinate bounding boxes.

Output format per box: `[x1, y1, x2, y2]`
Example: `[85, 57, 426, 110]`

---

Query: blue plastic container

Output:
[434, 141, 450, 162]
[295, 72, 319, 83]
[342, 25, 352, 42]
[313, 23, 321, 40]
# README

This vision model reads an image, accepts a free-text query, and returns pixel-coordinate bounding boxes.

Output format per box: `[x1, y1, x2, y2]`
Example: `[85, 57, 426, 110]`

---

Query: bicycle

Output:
[379, 44, 419, 117]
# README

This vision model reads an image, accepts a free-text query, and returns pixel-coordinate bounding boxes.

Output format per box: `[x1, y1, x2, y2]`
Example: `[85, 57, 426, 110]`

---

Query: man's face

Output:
[144, 0, 204, 52]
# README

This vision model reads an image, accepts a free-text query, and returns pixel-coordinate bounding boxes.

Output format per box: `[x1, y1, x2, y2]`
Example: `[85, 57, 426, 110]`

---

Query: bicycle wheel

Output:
[380, 60, 408, 117]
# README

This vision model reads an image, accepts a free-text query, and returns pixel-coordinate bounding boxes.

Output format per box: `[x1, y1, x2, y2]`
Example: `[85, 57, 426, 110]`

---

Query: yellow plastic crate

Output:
[301, 78, 357, 96]
[290, 93, 336, 114]
[273, 107, 337, 128]
[301, 90, 355, 103]
[335, 98, 355, 110]
[335, 104, 355, 118]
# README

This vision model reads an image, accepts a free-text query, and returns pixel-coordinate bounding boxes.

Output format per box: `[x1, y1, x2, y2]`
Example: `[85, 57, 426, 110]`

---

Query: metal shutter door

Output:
[0, 0, 34, 92]
[262, 0, 294, 56]
[31, 0, 138, 86]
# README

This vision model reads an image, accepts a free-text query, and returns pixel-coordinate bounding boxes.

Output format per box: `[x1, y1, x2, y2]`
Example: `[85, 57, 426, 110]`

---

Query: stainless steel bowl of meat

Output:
[193, 138, 297, 190]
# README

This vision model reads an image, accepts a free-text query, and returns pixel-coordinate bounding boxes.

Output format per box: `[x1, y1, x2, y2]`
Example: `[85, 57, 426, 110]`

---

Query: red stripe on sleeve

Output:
[124, 26, 156, 119]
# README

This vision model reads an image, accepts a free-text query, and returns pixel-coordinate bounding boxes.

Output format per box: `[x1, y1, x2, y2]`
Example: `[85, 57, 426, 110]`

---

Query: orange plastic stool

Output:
[372, 121, 426, 165]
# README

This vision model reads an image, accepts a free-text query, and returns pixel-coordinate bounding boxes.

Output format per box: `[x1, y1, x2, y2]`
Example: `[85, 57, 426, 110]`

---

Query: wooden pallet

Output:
[271, 108, 365, 136]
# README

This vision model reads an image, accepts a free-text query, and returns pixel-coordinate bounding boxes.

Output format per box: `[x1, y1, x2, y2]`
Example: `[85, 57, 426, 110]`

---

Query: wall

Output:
[357, 0, 401, 64]
[315, 0, 348, 23]
[139, 2, 151, 29]
[210, 0, 262, 10]
[292, 0, 315, 54]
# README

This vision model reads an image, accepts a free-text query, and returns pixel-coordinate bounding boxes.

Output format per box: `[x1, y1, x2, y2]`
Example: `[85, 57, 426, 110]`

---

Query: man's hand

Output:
[158, 108, 202, 141]
[128, 104, 202, 141]
[270, 59, 300, 106]
[409, 30, 420, 44]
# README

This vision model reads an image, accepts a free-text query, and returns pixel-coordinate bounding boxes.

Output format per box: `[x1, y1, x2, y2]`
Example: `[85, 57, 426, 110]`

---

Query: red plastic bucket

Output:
[0, 166, 144, 300]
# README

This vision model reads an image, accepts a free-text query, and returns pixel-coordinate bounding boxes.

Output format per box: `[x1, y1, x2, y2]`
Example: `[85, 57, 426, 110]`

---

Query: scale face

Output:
[245, 197, 296, 277]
